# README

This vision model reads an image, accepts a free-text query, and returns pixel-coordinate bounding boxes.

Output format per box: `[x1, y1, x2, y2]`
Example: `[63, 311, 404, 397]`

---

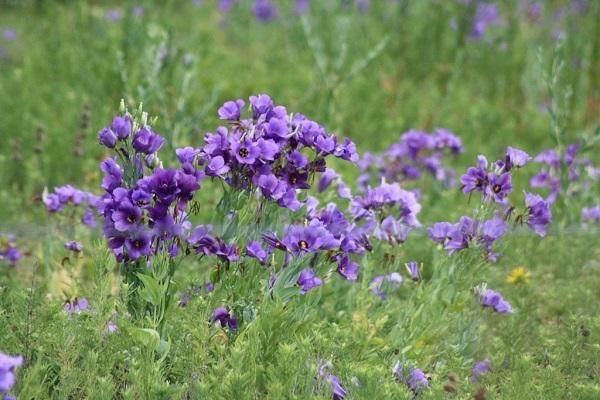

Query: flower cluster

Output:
[477, 287, 513, 314]
[0, 352, 22, 400]
[203, 94, 358, 212]
[43, 184, 99, 227]
[0, 234, 21, 267]
[582, 206, 600, 225]
[318, 359, 347, 400]
[530, 144, 597, 204]
[64, 297, 89, 314]
[358, 129, 463, 190]
[393, 361, 429, 395]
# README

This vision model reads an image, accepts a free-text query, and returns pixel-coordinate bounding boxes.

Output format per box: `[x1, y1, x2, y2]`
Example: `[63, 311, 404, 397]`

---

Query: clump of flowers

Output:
[204, 94, 358, 212]
[393, 361, 429, 396]
[476, 286, 513, 314]
[358, 129, 463, 190]
[430, 147, 551, 262]
[0, 234, 21, 267]
[0, 351, 23, 399]
[64, 297, 89, 314]
[43, 184, 99, 228]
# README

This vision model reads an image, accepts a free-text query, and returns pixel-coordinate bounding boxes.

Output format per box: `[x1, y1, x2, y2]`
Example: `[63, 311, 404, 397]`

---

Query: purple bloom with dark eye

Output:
[206, 156, 230, 177]
[336, 255, 359, 281]
[231, 139, 260, 164]
[470, 359, 492, 382]
[461, 155, 488, 193]
[505, 147, 531, 170]
[0, 352, 23, 394]
[405, 261, 420, 281]
[64, 297, 89, 314]
[486, 173, 512, 203]
[246, 241, 270, 264]
[282, 224, 340, 255]
[125, 231, 152, 260]
[112, 203, 142, 232]
[133, 127, 165, 154]
[253, 0, 278, 22]
[250, 94, 273, 118]
[479, 288, 512, 313]
[318, 168, 338, 192]
[218, 99, 245, 121]
[111, 115, 132, 140]
[64, 241, 83, 253]
[297, 268, 323, 294]
[524, 192, 552, 236]
[211, 307, 238, 331]
[99, 127, 117, 148]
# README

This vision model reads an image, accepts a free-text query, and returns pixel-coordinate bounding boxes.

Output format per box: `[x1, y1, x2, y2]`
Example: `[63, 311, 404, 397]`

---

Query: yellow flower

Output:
[506, 267, 531, 285]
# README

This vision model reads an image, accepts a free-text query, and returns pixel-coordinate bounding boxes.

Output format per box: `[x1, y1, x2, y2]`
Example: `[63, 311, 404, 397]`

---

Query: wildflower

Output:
[64, 297, 89, 314]
[0, 352, 23, 396]
[211, 307, 238, 331]
[253, 0, 278, 22]
[246, 241, 270, 264]
[3, 29, 16, 42]
[370, 273, 403, 300]
[336, 255, 359, 281]
[505, 147, 531, 170]
[132, 127, 165, 154]
[99, 127, 118, 148]
[218, 99, 245, 121]
[405, 261, 421, 281]
[297, 268, 323, 294]
[524, 192, 552, 236]
[0, 234, 21, 267]
[469, 3, 501, 40]
[461, 155, 488, 194]
[582, 206, 600, 224]
[64, 241, 83, 253]
[478, 288, 513, 314]
[470, 359, 492, 382]
[317, 359, 347, 399]
[105, 8, 123, 22]
[506, 267, 531, 285]
[393, 361, 429, 395]
[281, 224, 340, 255]
[485, 173, 512, 203]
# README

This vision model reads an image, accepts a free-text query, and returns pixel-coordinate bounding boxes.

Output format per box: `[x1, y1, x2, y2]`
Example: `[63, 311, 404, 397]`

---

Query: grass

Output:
[0, 1, 599, 399]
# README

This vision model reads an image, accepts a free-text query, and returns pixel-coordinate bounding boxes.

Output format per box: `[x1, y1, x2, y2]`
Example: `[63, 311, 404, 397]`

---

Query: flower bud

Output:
[98, 127, 117, 148]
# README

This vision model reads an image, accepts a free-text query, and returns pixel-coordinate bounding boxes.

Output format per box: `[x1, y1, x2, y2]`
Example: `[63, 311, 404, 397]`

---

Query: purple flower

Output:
[485, 173, 512, 203]
[329, 374, 347, 399]
[470, 359, 492, 382]
[0, 234, 22, 267]
[98, 127, 117, 148]
[433, 128, 463, 153]
[101, 158, 123, 192]
[250, 94, 273, 118]
[393, 362, 429, 394]
[318, 168, 338, 192]
[336, 255, 359, 281]
[524, 192, 552, 236]
[206, 156, 230, 177]
[461, 155, 488, 193]
[469, 3, 500, 40]
[132, 127, 165, 154]
[370, 273, 403, 300]
[253, 0, 278, 22]
[125, 231, 152, 260]
[3, 29, 16, 42]
[281, 224, 340, 255]
[111, 115, 132, 140]
[479, 215, 507, 261]
[582, 206, 600, 224]
[405, 261, 421, 281]
[64, 241, 83, 253]
[534, 149, 560, 169]
[246, 241, 270, 264]
[218, 99, 245, 121]
[376, 216, 411, 244]
[112, 202, 142, 232]
[505, 147, 531, 170]
[106, 8, 123, 22]
[428, 222, 455, 245]
[64, 297, 89, 314]
[231, 139, 260, 164]
[0, 352, 23, 394]
[294, 0, 309, 15]
[297, 268, 323, 294]
[211, 307, 238, 331]
[356, 0, 370, 13]
[479, 288, 513, 313]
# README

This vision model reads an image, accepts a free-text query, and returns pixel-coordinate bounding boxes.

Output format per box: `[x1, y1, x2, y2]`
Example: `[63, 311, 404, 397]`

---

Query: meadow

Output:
[0, 1, 599, 399]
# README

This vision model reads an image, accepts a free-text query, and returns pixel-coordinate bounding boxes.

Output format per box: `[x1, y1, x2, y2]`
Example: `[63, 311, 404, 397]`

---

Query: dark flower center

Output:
[133, 240, 143, 248]
[290, 175, 298, 184]
[493, 184, 502, 194]
[127, 215, 136, 223]
[239, 148, 249, 158]
[298, 240, 309, 250]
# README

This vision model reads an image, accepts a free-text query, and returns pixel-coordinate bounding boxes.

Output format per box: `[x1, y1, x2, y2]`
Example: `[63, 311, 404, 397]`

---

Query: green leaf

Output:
[136, 273, 163, 306]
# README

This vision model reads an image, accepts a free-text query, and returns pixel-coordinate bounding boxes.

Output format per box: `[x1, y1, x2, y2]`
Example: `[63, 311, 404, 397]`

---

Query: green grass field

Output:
[1, 1, 599, 399]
